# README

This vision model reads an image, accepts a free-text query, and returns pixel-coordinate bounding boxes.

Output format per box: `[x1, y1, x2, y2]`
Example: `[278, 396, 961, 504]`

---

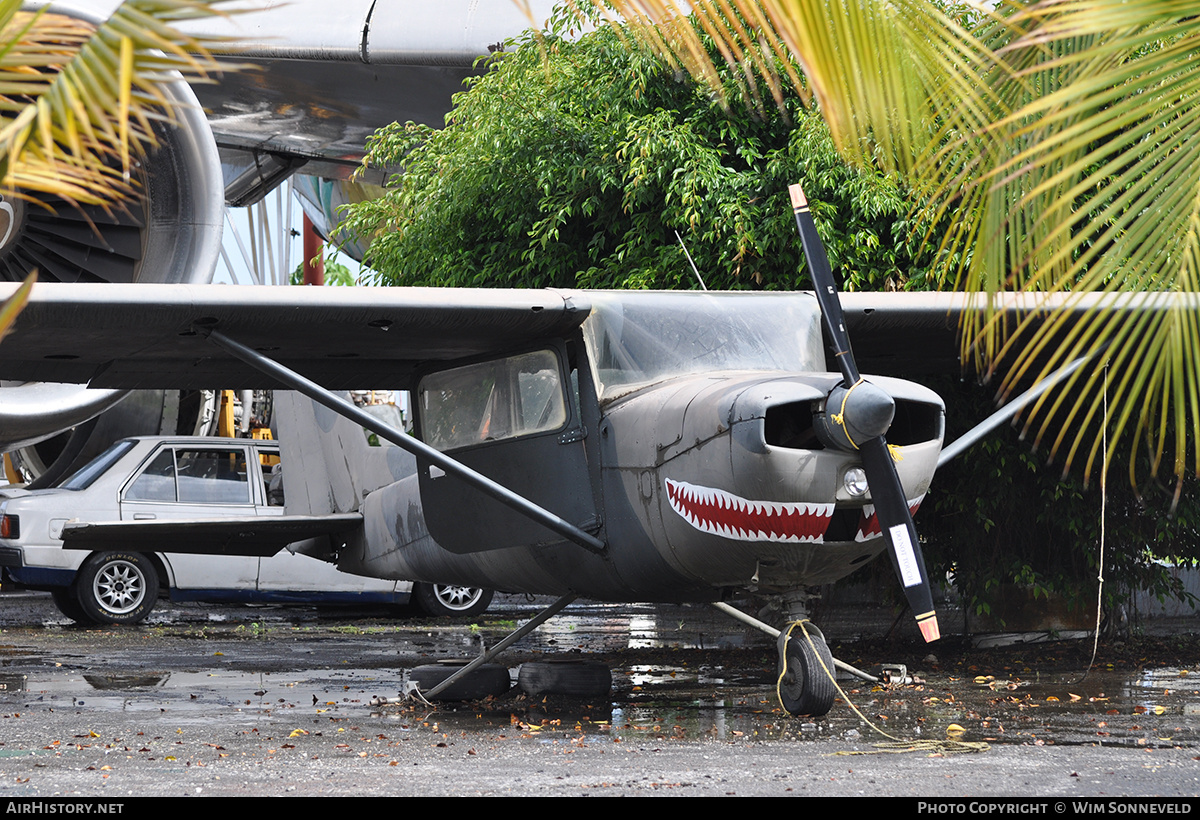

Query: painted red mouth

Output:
[854, 495, 926, 542]
[664, 478, 834, 543]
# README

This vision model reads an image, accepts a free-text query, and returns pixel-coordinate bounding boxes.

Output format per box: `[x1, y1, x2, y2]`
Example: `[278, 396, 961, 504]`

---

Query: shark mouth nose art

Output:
[664, 478, 834, 543]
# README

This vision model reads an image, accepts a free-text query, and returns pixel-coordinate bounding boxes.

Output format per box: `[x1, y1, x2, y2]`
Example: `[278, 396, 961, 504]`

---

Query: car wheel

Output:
[50, 587, 94, 624]
[413, 583, 493, 617]
[76, 552, 159, 625]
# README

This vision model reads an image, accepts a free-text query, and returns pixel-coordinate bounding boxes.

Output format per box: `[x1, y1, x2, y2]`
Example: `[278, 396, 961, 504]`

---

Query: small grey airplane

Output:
[0, 181, 1012, 716]
[0, 1, 1095, 715]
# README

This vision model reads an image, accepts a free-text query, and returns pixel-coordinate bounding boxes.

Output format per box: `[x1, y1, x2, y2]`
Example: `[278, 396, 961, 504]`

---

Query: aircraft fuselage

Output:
[340, 291, 945, 603]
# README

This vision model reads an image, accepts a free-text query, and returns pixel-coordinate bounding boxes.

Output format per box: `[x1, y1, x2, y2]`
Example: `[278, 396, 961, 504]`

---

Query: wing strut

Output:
[200, 327, 607, 554]
[937, 354, 1092, 468]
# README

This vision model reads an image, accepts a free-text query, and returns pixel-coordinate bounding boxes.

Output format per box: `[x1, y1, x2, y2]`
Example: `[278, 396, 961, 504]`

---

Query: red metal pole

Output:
[302, 213, 325, 286]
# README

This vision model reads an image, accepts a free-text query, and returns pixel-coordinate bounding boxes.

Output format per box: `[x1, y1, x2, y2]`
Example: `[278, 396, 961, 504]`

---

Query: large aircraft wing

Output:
[0, 283, 590, 390]
[181, 0, 559, 183]
[4, 280, 1186, 391]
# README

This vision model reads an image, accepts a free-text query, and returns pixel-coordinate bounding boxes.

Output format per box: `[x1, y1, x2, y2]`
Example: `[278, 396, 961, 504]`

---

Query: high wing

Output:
[3, 283, 1178, 390]
[0, 283, 589, 390]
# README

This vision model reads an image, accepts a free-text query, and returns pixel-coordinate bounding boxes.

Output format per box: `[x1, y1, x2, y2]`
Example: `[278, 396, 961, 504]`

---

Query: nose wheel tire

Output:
[76, 552, 159, 625]
[776, 625, 836, 717]
[413, 583, 493, 617]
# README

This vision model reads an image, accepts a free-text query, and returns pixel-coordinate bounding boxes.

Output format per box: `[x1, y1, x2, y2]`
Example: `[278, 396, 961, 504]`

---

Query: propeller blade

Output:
[788, 182, 940, 643]
[860, 437, 940, 642]
[788, 184, 858, 385]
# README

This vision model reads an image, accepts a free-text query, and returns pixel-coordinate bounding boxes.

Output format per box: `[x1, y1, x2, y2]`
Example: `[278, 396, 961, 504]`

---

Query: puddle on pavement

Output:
[3, 596, 1199, 748]
[3, 661, 1198, 747]
[358, 661, 1200, 747]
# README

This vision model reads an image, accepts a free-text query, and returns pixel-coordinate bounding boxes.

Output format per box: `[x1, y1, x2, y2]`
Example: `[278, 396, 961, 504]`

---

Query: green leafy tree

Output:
[342, 8, 942, 292]
[597, 0, 1200, 491]
[290, 251, 358, 286]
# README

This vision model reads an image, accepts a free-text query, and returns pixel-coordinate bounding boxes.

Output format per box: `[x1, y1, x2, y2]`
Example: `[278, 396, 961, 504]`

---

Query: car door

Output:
[119, 443, 259, 592]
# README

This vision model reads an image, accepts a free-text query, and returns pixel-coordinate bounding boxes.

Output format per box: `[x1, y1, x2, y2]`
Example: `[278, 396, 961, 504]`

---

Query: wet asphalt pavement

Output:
[0, 590, 1199, 798]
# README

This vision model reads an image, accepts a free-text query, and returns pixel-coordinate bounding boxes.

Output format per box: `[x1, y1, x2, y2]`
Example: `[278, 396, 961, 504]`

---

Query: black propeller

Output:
[788, 183, 940, 643]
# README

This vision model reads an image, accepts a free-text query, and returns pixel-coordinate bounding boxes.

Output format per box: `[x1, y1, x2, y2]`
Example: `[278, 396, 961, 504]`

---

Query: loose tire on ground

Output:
[75, 552, 159, 625]
[51, 586, 93, 624]
[518, 660, 611, 699]
[776, 627, 836, 717]
[413, 583, 493, 617]
[409, 660, 512, 700]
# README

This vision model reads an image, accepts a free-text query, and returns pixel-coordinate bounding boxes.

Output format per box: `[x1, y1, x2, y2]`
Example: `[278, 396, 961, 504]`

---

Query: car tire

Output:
[76, 552, 159, 625]
[51, 586, 94, 624]
[409, 661, 512, 700]
[413, 583, 493, 617]
[518, 660, 611, 699]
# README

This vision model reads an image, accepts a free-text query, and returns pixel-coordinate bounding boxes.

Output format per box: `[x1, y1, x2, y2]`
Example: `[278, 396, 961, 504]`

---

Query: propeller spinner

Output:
[789, 183, 940, 643]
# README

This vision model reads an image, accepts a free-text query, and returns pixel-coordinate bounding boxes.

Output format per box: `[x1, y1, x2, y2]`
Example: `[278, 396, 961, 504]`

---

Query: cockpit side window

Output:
[417, 349, 568, 452]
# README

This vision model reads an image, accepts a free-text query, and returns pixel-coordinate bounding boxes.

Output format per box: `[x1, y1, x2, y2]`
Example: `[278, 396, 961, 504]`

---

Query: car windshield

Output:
[58, 439, 137, 491]
[581, 292, 825, 401]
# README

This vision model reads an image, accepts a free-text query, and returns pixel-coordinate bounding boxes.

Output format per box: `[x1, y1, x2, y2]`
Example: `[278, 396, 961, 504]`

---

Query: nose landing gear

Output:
[712, 599, 879, 718]
[776, 623, 837, 717]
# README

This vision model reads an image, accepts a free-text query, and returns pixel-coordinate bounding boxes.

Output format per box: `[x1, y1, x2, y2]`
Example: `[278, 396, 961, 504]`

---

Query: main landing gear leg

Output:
[711, 601, 879, 717]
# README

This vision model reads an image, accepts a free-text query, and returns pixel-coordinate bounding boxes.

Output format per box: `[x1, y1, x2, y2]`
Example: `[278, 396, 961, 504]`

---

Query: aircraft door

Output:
[415, 344, 599, 553]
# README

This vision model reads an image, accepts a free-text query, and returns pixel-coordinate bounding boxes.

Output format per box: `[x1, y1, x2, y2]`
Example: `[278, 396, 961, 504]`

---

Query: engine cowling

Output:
[0, 4, 225, 485]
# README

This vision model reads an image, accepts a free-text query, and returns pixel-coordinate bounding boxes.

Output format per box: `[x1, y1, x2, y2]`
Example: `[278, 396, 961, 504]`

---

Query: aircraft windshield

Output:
[581, 292, 825, 400]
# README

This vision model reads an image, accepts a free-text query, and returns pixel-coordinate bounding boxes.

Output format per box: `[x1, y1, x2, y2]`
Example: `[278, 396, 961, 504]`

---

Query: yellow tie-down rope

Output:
[779, 620, 990, 756]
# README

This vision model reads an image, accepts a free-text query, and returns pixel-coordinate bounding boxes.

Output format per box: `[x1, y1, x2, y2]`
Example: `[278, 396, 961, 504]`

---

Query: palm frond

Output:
[0, 269, 32, 343]
[0, 0, 236, 207]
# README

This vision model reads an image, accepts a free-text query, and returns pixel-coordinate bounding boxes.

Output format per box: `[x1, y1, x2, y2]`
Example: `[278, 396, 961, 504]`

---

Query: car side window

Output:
[124, 447, 252, 505]
[124, 450, 176, 502]
[177, 449, 251, 504]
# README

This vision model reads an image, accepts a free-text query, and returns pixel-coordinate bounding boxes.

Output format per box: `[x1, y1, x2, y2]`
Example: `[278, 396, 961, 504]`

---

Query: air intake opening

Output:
[764, 401, 824, 450]
[887, 400, 945, 446]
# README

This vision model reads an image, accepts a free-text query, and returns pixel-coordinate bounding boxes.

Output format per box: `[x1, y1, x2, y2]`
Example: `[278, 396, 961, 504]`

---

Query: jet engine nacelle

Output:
[1, 2, 225, 485]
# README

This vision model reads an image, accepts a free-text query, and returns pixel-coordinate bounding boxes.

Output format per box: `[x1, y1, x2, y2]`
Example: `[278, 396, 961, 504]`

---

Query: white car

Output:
[0, 436, 492, 624]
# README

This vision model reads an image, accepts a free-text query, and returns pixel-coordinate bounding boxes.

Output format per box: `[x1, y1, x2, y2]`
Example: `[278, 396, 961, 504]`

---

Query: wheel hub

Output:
[435, 585, 482, 610]
[94, 562, 145, 614]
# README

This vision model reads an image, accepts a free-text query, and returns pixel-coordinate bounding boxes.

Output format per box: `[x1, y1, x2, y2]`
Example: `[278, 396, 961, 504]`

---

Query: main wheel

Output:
[51, 586, 93, 624]
[75, 552, 159, 625]
[413, 583, 493, 617]
[409, 661, 512, 700]
[776, 627, 836, 717]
